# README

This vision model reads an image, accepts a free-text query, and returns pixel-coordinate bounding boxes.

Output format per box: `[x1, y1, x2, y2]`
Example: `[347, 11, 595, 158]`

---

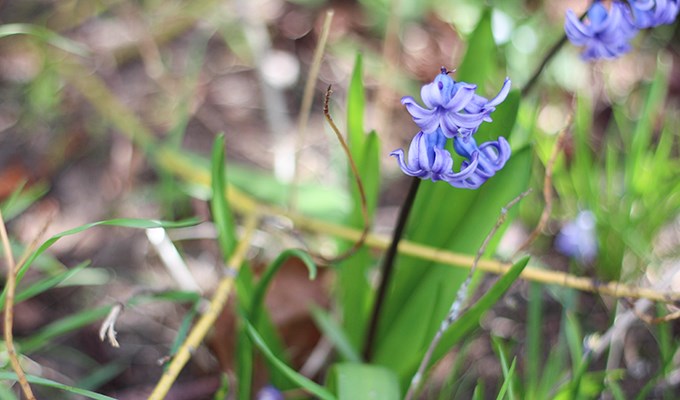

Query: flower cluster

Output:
[565, 0, 680, 60]
[391, 68, 511, 189]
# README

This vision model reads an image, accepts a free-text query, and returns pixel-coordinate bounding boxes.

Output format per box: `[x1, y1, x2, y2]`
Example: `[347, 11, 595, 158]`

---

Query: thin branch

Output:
[405, 190, 530, 400]
[514, 117, 571, 255]
[148, 212, 260, 400]
[0, 209, 36, 400]
[319, 85, 371, 264]
[363, 177, 421, 361]
[520, 10, 587, 97]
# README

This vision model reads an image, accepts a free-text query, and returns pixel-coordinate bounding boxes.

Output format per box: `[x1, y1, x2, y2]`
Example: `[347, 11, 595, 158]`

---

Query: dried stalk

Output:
[0, 209, 36, 400]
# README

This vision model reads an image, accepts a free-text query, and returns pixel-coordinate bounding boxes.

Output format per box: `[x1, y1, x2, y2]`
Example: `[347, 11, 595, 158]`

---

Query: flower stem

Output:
[363, 176, 421, 361]
[522, 8, 588, 97]
[521, 34, 568, 97]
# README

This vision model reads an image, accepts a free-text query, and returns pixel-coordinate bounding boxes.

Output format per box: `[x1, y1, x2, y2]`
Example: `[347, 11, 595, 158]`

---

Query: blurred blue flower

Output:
[256, 385, 284, 400]
[565, 1, 638, 60]
[628, 0, 680, 28]
[555, 211, 598, 263]
[401, 68, 511, 138]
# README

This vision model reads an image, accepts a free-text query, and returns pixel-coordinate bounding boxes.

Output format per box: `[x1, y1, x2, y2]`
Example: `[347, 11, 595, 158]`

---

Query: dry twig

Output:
[0, 209, 36, 400]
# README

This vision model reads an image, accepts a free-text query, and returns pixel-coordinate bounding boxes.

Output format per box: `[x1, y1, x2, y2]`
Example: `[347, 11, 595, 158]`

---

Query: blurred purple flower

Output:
[256, 385, 284, 400]
[401, 68, 511, 138]
[565, 1, 638, 60]
[628, 0, 680, 28]
[555, 211, 598, 263]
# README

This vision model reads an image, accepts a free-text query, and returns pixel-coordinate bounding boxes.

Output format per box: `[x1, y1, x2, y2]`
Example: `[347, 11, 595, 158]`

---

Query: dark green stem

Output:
[521, 34, 568, 97]
[521, 8, 588, 97]
[363, 176, 421, 361]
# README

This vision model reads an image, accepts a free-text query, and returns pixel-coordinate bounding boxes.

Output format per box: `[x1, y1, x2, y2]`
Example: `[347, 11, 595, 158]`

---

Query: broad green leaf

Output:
[326, 363, 400, 400]
[456, 9, 498, 93]
[0, 372, 114, 400]
[244, 320, 336, 400]
[211, 134, 237, 259]
[375, 146, 532, 379]
[0, 217, 199, 310]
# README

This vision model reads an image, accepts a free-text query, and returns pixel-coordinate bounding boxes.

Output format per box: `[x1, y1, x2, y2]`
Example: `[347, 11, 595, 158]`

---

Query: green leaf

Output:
[250, 249, 317, 324]
[375, 146, 532, 379]
[15, 260, 91, 303]
[493, 337, 517, 400]
[310, 305, 362, 363]
[0, 23, 89, 56]
[236, 323, 254, 400]
[495, 356, 517, 400]
[427, 257, 530, 371]
[18, 306, 112, 353]
[326, 363, 401, 400]
[0, 217, 199, 310]
[244, 319, 336, 400]
[456, 8, 498, 92]
[0, 372, 114, 400]
[0, 180, 49, 221]
[211, 134, 237, 259]
[338, 53, 381, 351]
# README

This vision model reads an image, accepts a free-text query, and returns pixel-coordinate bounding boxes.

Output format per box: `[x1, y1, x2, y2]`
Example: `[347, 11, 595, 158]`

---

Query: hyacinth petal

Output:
[430, 147, 454, 180]
[565, 10, 591, 45]
[444, 83, 476, 111]
[486, 78, 512, 108]
[401, 97, 440, 133]
[390, 148, 425, 177]
[420, 80, 445, 109]
[443, 110, 489, 130]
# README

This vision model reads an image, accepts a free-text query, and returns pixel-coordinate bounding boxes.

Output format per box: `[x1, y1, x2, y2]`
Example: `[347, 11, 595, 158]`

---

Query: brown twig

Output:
[319, 85, 371, 264]
[514, 117, 571, 255]
[0, 209, 36, 400]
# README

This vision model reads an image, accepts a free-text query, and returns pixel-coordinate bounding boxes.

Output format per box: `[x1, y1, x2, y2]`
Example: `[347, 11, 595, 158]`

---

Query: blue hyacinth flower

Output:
[390, 128, 511, 190]
[401, 68, 511, 139]
[628, 0, 679, 28]
[390, 129, 480, 184]
[565, 1, 639, 60]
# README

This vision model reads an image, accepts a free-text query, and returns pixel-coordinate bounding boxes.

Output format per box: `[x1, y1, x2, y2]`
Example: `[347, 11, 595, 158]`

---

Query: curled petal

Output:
[450, 136, 511, 189]
[444, 83, 477, 111]
[390, 148, 426, 178]
[401, 97, 440, 134]
[486, 78, 512, 108]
